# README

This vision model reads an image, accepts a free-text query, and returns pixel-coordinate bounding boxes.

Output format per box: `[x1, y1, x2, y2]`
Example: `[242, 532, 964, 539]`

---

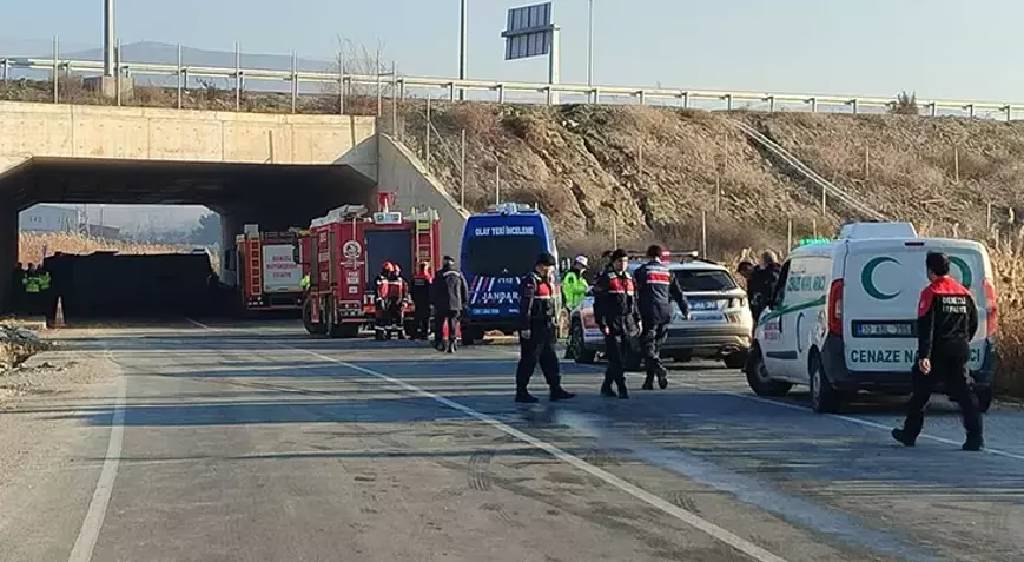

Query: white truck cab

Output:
[747, 222, 997, 413]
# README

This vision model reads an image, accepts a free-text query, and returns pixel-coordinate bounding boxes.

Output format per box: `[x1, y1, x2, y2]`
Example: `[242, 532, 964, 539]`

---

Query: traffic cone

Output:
[52, 297, 66, 329]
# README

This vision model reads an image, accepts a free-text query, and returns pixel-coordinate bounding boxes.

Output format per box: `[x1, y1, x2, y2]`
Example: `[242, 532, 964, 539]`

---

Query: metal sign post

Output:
[502, 2, 560, 104]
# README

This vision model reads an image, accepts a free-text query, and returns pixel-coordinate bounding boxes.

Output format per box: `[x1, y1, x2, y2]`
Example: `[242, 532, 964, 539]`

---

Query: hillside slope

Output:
[399, 102, 1024, 254]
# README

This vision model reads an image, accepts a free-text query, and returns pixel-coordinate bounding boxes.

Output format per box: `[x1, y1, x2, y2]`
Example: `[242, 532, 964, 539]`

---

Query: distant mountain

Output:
[63, 41, 333, 73]
[0, 38, 91, 57]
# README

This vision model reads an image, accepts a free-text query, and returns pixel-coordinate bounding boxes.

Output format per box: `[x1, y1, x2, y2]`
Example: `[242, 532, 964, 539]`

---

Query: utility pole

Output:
[459, 0, 468, 100]
[587, 0, 595, 88]
[104, 0, 115, 77]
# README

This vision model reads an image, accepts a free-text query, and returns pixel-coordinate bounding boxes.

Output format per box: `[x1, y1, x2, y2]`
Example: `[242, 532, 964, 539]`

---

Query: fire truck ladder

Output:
[247, 239, 262, 298]
[412, 208, 437, 267]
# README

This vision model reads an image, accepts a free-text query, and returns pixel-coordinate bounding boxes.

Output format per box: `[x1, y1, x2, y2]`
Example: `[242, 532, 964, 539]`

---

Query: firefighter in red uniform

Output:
[635, 245, 689, 390]
[514, 252, 576, 403]
[594, 249, 640, 399]
[893, 252, 984, 451]
[374, 262, 408, 340]
[411, 262, 433, 340]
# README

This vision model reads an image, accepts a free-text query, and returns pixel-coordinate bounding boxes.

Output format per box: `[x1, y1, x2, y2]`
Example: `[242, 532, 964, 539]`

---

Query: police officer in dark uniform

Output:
[594, 249, 640, 399]
[893, 252, 984, 451]
[515, 252, 575, 403]
[411, 262, 433, 340]
[635, 245, 689, 390]
[431, 256, 469, 353]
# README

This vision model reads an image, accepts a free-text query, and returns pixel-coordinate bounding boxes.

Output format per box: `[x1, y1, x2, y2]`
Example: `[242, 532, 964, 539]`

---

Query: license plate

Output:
[853, 321, 914, 338]
[689, 299, 722, 311]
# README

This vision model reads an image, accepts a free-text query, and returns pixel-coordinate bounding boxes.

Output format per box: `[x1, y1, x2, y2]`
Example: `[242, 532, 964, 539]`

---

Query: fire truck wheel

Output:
[303, 301, 325, 335]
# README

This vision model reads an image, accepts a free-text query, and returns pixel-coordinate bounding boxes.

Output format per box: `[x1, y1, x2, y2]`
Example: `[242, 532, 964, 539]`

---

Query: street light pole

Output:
[459, 0, 468, 100]
[587, 0, 594, 87]
[104, 0, 115, 77]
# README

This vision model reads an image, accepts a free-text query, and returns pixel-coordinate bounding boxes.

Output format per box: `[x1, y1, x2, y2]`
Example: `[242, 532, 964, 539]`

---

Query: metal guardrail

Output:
[731, 120, 886, 221]
[1, 54, 1021, 120]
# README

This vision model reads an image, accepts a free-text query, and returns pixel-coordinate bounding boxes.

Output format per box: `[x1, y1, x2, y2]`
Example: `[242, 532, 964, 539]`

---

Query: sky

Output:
[4, 0, 1024, 101]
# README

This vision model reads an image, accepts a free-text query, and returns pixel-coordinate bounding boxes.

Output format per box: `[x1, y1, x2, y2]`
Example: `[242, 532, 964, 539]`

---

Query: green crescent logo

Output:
[949, 257, 973, 289]
[861, 257, 901, 300]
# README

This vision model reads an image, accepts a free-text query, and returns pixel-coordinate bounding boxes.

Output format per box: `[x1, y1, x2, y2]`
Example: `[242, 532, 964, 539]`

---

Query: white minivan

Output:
[746, 222, 997, 413]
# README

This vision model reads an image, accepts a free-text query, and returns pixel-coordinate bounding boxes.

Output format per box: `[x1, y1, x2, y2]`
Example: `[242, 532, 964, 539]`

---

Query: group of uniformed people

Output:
[10, 262, 53, 315]
[368, 257, 470, 352]
[514, 245, 689, 403]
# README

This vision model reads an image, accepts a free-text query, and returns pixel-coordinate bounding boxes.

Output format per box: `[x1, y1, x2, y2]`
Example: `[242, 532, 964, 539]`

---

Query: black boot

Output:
[515, 390, 539, 404]
[657, 369, 668, 390]
[447, 339, 457, 353]
[891, 428, 916, 447]
[550, 387, 576, 401]
[615, 378, 629, 399]
[963, 434, 984, 451]
[600, 381, 617, 397]
[641, 375, 654, 391]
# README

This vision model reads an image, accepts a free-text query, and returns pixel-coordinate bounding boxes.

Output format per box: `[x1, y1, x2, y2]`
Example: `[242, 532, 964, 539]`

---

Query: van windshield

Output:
[465, 236, 545, 277]
[674, 269, 738, 292]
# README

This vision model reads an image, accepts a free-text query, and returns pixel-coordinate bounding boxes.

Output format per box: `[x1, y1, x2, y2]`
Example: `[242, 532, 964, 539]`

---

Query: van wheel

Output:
[809, 354, 842, 414]
[745, 346, 792, 397]
[975, 386, 993, 413]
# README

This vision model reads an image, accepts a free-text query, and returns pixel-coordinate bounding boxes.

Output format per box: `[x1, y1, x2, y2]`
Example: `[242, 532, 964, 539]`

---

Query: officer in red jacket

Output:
[893, 252, 983, 451]
[411, 262, 433, 340]
[594, 249, 640, 399]
[515, 252, 575, 403]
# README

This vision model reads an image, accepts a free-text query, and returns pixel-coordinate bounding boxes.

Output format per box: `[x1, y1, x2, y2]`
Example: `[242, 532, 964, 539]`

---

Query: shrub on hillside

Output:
[891, 91, 919, 115]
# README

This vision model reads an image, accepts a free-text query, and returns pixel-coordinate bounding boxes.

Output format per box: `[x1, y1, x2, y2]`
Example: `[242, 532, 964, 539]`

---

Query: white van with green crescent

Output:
[746, 222, 997, 413]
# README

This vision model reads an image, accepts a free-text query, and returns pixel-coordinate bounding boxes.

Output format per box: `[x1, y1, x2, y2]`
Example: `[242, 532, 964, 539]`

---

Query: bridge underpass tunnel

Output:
[0, 157, 376, 316]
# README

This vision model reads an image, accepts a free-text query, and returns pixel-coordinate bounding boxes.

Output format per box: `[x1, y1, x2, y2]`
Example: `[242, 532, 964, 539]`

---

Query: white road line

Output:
[675, 381, 1024, 462]
[68, 360, 126, 562]
[298, 348, 789, 562]
[185, 317, 211, 329]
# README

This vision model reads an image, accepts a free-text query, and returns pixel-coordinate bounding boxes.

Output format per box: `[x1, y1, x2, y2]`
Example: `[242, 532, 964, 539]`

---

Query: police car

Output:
[567, 253, 753, 369]
[746, 222, 997, 413]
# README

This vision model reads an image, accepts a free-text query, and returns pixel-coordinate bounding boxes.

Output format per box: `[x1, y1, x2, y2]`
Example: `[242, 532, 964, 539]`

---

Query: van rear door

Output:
[843, 239, 988, 373]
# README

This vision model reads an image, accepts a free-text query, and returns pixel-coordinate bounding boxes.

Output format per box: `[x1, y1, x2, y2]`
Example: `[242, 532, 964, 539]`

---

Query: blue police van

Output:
[460, 204, 559, 343]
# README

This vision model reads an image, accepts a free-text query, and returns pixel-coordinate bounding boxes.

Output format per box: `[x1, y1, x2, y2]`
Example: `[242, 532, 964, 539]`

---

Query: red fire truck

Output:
[303, 200, 441, 338]
[236, 226, 311, 313]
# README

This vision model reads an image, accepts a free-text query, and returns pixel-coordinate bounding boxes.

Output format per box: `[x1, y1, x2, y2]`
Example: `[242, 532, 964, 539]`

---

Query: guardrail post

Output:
[1, 58, 8, 83]
[964, 104, 974, 118]
[766, 96, 774, 113]
[930, 103, 937, 117]
[809, 97, 817, 113]
[497, 84, 505, 104]
[593, 88, 600, 104]
[680, 92, 689, 109]
[52, 36, 59, 104]
[447, 82, 454, 102]
[546, 86, 553, 106]
[851, 99, 858, 114]
[176, 43, 183, 109]
[1004, 105, 1012, 122]
[724, 94, 732, 111]
[638, 90, 646, 105]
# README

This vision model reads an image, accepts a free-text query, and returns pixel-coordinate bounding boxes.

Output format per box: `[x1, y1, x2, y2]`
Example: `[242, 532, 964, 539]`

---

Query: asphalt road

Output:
[1, 319, 1022, 562]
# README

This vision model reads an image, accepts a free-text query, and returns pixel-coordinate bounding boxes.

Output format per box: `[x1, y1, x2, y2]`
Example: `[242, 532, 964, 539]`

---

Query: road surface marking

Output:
[676, 381, 1024, 462]
[185, 317, 211, 329]
[298, 348, 790, 562]
[68, 357, 126, 562]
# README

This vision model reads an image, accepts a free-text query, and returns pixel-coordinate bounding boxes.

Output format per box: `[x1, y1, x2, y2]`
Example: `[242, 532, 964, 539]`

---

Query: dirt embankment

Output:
[398, 102, 1024, 256]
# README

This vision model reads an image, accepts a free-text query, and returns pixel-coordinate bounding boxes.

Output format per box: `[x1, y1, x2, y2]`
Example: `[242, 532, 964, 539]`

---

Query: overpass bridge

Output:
[0, 101, 468, 309]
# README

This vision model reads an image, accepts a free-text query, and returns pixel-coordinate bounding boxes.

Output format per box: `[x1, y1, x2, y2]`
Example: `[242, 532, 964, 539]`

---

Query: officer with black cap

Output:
[594, 249, 640, 398]
[515, 252, 575, 403]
